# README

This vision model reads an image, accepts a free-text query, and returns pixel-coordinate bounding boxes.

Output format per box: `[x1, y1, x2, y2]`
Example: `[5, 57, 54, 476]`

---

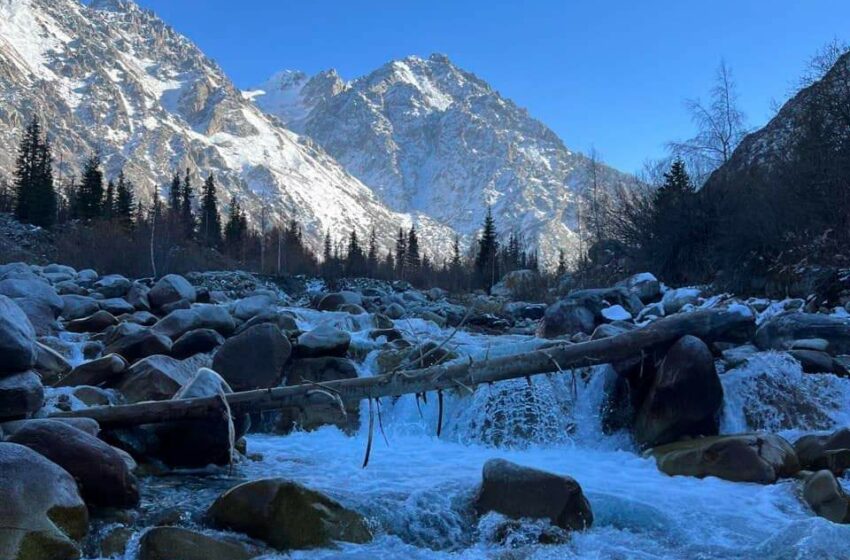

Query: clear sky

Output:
[134, 0, 850, 174]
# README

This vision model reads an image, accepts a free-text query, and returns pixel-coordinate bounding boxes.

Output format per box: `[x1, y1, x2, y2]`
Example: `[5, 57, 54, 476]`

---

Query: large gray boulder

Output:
[148, 274, 196, 309]
[152, 305, 236, 340]
[212, 324, 291, 390]
[0, 295, 36, 373]
[634, 335, 722, 448]
[232, 293, 276, 321]
[208, 478, 371, 550]
[138, 527, 258, 560]
[59, 295, 99, 321]
[0, 276, 63, 317]
[277, 357, 359, 433]
[8, 419, 139, 508]
[54, 354, 127, 388]
[103, 328, 172, 364]
[293, 323, 351, 358]
[94, 274, 131, 298]
[0, 371, 44, 420]
[116, 354, 208, 403]
[755, 313, 850, 355]
[475, 459, 593, 532]
[317, 291, 363, 311]
[537, 300, 595, 338]
[33, 342, 72, 384]
[0, 442, 88, 560]
[794, 428, 850, 473]
[171, 328, 225, 359]
[616, 272, 661, 303]
[65, 310, 119, 333]
[803, 470, 850, 523]
[650, 433, 800, 484]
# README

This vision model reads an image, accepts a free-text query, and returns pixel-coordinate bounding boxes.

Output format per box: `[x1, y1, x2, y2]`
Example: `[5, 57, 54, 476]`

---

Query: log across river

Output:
[51, 309, 754, 428]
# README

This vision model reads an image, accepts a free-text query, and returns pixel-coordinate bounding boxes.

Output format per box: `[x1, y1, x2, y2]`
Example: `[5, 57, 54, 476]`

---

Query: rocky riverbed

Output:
[1, 264, 850, 559]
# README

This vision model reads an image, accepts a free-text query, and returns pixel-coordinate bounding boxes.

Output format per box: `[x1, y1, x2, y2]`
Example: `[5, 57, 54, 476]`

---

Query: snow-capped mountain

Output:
[0, 0, 453, 255]
[248, 54, 634, 265]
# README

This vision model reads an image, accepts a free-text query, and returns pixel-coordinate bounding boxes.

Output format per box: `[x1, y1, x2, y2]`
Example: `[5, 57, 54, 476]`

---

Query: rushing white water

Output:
[91, 309, 850, 560]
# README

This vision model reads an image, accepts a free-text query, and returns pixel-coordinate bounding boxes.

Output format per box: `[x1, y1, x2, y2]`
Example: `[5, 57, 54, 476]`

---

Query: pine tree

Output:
[367, 227, 378, 274]
[14, 116, 57, 228]
[323, 232, 333, 263]
[224, 196, 247, 254]
[180, 169, 195, 238]
[168, 173, 182, 214]
[556, 249, 567, 276]
[198, 175, 222, 248]
[475, 206, 499, 291]
[395, 228, 407, 279]
[406, 225, 421, 272]
[115, 171, 134, 227]
[103, 179, 115, 219]
[76, 155, 104, 221]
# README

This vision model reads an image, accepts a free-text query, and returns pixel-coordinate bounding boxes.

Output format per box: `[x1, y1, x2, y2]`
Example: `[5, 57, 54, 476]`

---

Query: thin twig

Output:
[362, 398, 375, 468]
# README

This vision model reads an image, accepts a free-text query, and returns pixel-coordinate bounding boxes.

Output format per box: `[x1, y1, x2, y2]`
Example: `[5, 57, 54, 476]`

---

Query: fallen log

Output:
[51, 308, 753, 428]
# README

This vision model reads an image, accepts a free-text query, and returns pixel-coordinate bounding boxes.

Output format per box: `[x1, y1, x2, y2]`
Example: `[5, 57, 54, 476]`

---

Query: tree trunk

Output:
[50, 309, 753, 428]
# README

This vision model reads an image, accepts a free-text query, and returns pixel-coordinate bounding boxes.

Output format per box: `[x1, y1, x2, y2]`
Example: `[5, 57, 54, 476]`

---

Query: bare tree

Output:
[669, 60, 747, 183]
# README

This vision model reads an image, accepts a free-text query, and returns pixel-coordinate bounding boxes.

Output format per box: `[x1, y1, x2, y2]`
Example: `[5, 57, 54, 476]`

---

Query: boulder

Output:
[234, 310, 299, 334]
[755, 313, 850, 355]
[803, 470, 850, 523]
[0, 277, 64, 317]
[116, 354, 207, 403]
[54, 281, 86, 296]
[59, 295, 99, 321]
[0, 442, 88, 560]
[661, 287, 702, 314]
[384, 302, 406, 319]
[0, 295, 36, 373]
[651, 433, 800, 483]
[171, 329, 225, 359]
[616, 272, 661, 303]
[138, 527, 257, 560]
[125, 310, 159, 326]
[43, 264, 76, 276]
[475, 459, 593, 532]
[789, 349, 849, 376]
[600, 304, 632, 322]
[232, 293, 276, 321]
[148, 274, 196, 309]
[567, 287, 644, 318]
[104, 329, 172, 364]
[293, 323, 351, 358]
[76, 269, 98, 283]
[126, 282, 151, 311]
[8, 419, 139, 508]
[538, 300, 595, 338]
[0, 371, 43, 420]
[634, 335, 722, 448]
[212, 324, 291, 391]
[794, 428, 850, 474]
[54, 354, 127, 388]
[94, 274, 131, 298]
[1, 417, 100, 438]
[153, 368, 248, 468]
[277, 357, 359, 433]
[208, 478, 371, 550]
[318, 291, 363, 311]
[98, 298, 135, 316]
[71, 386, 113, 407]
[152, 305, 236, 340]
[14, 296, 60, 335]
[65, 310, 118, 333]
[33, 342, 72, 384]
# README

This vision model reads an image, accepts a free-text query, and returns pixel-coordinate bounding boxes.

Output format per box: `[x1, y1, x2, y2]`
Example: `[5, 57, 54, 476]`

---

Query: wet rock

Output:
[755, 313, 850, 355]
[788, 349, 848, 376]
[8, 419, 139, 508]
[99, 298, 135, 316]
[1, 417, 100, 438]
[59, 295, 99, 321]
[232, 293, 276, 321]
[54, 354, 127, 388]
[77, 269, 98, 284]
[803, 470, 850, 523]
[104, 328, 172, 364]
[0, 371, 43, 420]
[65, 310, 118, 333]
[154, 368, 248, 468]
[650, 433, 800, 483]
[0, 442, 88, 560]
[537, 300, 595, 338]
[384, 302, 406, 319]
[54, 280, 86, 296]
[14, 296, 60, 335]
[33, 342, 72, 384]
[339, 303, 367, 315]
[293, 323, 351, 358]
[212, 324, 291, 390]
[71, 386, 113, 407]
[318, 291, 363, 311]
[373, 313, 394, 329]
[159, 299, 192, 315]
[138, 526, 258, 560]
[794, 428, 850, 474]
[277, 357, 359, 433]
[634, 335, 722, 448]
[208, 478, 371, 550]
[99, 526, 133, 558]
[720, 344, 758, 368]
[43, 264, 76, 277]
[171, 328, 225, 359]
[0, 295, 36, 373]
[369, 328, 403, 342]
[152, 305, 236, 340]
[148, 274, 196, 309]
[124, 310, 159, 326]
[126, 282, 151, 312]
[117, 354, 208, 403]
[0, 276, 64, 317]
[661, 287, 702, 314]
[94, 274, 131, 298]
[475, 459, 593, 532]
[616, 272, 661, 303]
[233, 309, 298, 335]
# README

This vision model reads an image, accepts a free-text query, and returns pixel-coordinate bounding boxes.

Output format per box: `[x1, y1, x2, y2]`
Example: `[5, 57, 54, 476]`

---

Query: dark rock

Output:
[152, 305, 236, 340]
[138, 527, 257, 560]
[318, 291, 363, 312]
[1, 417, 100, 438]
[65, 310, 119, 333]
[159, 299, 192, 315]
[0, 442, 88, 560]
[789, 349, 848, 376]
[54, 354, 127, 388]
[148, 274, 196, 309]
[94, 274, 131, 298]
[171, 328, 225, 359]
[634, 335, 723, 448]
[794, 428, 850, 474]
[475, 459, 593, 532]
[212, 324, 290, 390]
[369, 328, 403, 342]
[208, 478, 371, 550]
[277, 357, 359, 433]
[538, 300, 596, 338]
[126, 282, 151, 311]
[232, 293, 276, 321]
[59, 295, 99, 321]
[0, 371, 43, 420]
[33, 341, 72, 384]
[234, 309, 298, 335]
[616, 272, 661, 303]
[116, 354, 207, 403]
[104, 329, 172, 364]
[755, 313, 850, 355]
[293, 323, 350, 358]
[99, 298, 135, 316]
[8, 419, 139, 508]
[71, 386, 113, 407]
[803, 470, 850, 523]
[0, 295, 36, 373]
[650, 433, 799, 483]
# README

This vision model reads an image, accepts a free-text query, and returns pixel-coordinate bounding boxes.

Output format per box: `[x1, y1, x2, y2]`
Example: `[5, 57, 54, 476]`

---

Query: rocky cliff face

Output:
[0, 0, 454, 254]
[249, 54, 634, 265]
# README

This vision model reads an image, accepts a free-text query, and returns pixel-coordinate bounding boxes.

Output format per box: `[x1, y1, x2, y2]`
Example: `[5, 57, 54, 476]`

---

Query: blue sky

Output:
[135, 0, 849, 174]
